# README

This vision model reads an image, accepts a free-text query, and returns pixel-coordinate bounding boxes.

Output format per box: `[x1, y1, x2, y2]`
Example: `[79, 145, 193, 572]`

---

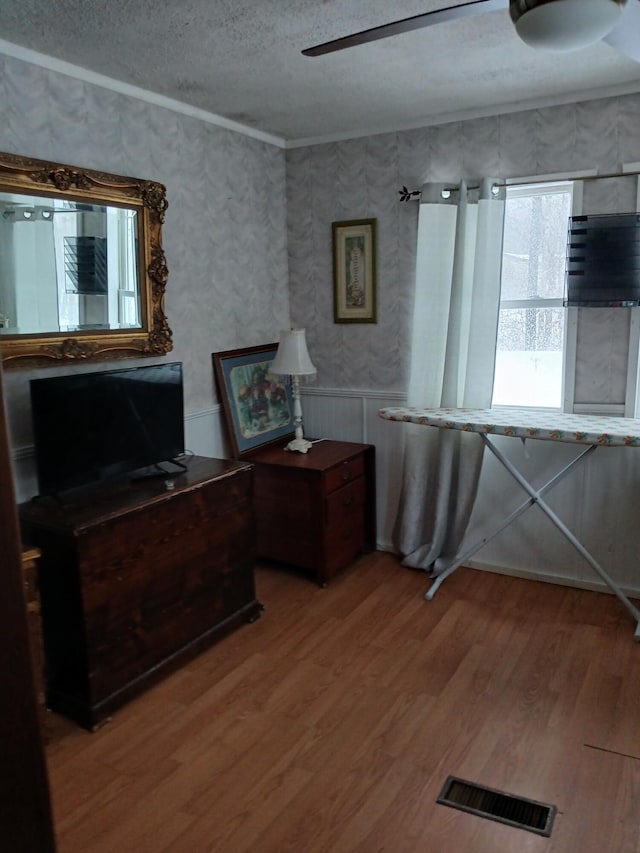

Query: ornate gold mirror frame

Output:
[0, 151, 172, 368]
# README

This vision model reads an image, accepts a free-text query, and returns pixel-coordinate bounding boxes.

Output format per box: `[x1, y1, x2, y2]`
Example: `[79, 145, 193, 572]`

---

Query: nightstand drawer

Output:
[324, 509, 365, 576]
[325, 476, 365, 527]
[324, 454, 365, 494]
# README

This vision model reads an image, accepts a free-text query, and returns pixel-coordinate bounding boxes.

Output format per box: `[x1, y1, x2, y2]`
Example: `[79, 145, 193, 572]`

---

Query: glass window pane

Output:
[500, 190, 572, 301]
[493, 307, 564, 408]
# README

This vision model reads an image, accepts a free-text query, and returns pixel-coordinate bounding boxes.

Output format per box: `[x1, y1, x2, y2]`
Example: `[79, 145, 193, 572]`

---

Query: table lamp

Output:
[270, 328, 317, 453]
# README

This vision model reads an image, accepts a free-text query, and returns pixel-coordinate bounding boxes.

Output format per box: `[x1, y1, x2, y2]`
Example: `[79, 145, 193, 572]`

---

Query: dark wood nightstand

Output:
[247, 439, 376, 586]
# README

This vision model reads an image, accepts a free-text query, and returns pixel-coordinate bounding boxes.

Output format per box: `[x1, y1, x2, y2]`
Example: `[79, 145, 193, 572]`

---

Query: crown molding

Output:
[3, 37, 640, 153]
[0, 39, 286, 149]
[285, 78, 640, 149]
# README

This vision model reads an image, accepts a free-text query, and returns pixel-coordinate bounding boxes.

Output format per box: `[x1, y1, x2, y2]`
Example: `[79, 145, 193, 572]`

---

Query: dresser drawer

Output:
[324, 508, 365, 577]
[325, 476, 365, 528]
[79, 482, 251, 594]
[81, 499, 254, 701]
[323, 463, 367, 582]
[324, 454, 365, 494]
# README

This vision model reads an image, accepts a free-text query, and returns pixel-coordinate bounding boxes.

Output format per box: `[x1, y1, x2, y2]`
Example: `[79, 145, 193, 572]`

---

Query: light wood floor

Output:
[45, 552, 640, 852]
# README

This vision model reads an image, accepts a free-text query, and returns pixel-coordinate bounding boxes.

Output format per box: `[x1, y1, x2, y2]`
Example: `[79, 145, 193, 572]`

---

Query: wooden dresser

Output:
[19, 456, 261, 730]
[248, 439, 376, 586]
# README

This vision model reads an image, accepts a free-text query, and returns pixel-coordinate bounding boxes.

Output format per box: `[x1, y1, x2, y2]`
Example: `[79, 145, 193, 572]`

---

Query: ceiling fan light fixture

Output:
[511, 0, 625, 53]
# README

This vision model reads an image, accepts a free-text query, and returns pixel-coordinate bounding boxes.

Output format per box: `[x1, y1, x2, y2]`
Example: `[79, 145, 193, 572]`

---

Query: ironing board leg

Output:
[481, 436, 640, 634]
[425, 494, 535, 600]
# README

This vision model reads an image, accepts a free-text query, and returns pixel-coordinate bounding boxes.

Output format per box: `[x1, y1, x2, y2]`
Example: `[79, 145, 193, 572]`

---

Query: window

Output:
[492, 182, 574, 409]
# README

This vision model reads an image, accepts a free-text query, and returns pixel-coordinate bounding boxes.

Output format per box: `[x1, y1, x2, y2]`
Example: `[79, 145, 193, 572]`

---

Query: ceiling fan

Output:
[303, 0, 640, 63]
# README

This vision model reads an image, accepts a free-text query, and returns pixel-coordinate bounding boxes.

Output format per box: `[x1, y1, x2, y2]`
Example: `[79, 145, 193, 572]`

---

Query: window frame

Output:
[493, 171, 594, 413]
[495, 168, 640, 417]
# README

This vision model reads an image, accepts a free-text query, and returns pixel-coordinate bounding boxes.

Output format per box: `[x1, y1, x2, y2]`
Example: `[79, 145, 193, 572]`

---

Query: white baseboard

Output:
[466, 558, 640, 598]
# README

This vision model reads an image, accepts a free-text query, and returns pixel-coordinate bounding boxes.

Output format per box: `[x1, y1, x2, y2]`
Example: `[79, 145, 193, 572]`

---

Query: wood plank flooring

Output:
[45, 553, 640, 852]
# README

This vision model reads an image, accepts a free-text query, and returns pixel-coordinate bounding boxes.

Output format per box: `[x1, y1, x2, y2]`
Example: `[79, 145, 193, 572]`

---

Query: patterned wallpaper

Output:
[0, 53, 289, 449]
[3, 50, 640, 589]
[4, 47, 640, 453]
[286, 93, 640, 396]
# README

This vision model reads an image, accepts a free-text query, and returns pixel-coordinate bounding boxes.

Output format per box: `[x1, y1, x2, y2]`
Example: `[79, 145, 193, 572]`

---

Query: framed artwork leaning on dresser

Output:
[213, 343, 294, 458]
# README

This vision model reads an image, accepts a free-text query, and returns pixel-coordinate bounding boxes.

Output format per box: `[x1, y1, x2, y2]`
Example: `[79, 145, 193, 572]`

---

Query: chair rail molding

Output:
[12, 384, 639, 597]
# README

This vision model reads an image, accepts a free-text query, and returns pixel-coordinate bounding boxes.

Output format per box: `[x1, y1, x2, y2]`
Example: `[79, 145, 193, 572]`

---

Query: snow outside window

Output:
[492, 182, 574, 409]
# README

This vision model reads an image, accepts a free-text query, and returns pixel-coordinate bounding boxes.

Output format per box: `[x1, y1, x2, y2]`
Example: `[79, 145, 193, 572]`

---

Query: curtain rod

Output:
[398, 168, 640, 202]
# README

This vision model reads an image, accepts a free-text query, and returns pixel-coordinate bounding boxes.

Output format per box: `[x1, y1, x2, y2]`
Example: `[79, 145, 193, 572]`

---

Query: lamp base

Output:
[285, 437, 313, 454]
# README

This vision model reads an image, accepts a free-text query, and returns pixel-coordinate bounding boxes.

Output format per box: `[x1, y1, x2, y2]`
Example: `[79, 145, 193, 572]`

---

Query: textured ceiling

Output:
[1, 0, 640, 145]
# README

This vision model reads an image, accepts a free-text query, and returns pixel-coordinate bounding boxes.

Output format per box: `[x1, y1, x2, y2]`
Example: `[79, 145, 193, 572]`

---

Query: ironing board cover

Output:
[378, 406, 640, 447]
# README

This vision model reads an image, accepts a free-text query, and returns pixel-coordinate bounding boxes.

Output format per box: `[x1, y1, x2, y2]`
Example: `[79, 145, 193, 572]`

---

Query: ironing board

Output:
[379, 406, 640, 639]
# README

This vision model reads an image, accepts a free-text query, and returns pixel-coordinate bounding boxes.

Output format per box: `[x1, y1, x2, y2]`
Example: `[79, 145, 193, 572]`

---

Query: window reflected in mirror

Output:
[0, 193, 142, 336]
[0, 151, 172, 368]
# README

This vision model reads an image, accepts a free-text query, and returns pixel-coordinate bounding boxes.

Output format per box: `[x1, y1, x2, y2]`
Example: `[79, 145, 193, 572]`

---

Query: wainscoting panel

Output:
[12, 389, 640, 597]
[466, 436, 640, 596]
[301, 389, 366, 444]
[184, 406, 228, 460]
[302, 388, 405, 551]
[303, 388, 640, 598]
[465, 436, 587, 582]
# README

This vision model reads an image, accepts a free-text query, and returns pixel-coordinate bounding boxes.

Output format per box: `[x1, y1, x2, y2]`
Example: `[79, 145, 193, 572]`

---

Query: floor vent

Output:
[437, 776, 556, 837]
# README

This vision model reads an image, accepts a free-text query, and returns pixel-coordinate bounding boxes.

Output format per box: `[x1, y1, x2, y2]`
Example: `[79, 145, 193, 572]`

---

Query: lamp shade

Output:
[270, 329, 317, 377]
[511, 0, 624, 53]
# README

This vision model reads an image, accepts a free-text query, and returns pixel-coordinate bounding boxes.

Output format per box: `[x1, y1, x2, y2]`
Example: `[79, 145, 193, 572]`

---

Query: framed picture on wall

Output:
[332, 218, 377, 323]
[212, 343, 294, 458]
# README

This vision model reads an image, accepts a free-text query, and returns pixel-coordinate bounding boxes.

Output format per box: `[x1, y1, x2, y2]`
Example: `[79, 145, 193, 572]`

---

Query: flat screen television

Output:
[30, 362, 185, 496]
[565, 213, 640, 306]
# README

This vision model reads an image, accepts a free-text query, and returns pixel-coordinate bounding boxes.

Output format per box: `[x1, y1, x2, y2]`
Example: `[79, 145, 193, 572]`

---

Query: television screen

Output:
[30, 362, 185, 496]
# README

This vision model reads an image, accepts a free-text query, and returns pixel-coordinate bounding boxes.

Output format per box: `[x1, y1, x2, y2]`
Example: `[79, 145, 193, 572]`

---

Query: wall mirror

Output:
[0, 151, 172, 367]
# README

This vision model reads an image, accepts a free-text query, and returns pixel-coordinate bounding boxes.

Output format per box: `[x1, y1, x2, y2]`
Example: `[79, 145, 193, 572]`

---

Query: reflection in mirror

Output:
[0, 151, 172, 368]
[0, 193, 141, 335]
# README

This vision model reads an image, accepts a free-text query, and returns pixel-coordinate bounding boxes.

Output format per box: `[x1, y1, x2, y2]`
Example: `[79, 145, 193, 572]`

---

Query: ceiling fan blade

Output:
[603, 0, 640, 63]
[302, 0, 509, 57]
